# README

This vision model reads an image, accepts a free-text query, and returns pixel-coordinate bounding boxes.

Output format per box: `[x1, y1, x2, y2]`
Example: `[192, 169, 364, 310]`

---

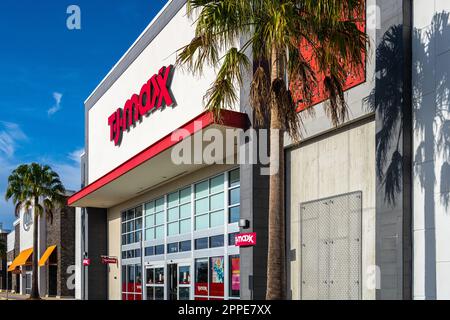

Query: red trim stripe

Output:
[67, 110, 249, 206]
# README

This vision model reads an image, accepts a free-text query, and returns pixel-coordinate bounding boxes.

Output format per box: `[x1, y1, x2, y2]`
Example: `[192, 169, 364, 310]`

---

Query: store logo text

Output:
[108, 65, 174, 146]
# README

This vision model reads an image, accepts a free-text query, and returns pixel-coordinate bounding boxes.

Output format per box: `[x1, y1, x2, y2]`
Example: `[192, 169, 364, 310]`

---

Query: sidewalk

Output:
[0, 291, 75, 300]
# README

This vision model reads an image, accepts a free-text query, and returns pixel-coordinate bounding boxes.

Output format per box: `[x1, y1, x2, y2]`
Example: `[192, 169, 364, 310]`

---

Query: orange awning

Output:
[8, 248, 33, 272]
[39, 245, 57, 267]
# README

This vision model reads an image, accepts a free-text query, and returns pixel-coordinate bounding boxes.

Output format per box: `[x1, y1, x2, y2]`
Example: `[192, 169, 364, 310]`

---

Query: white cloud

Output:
[47, 92, 63, 116]
[68, 148, 84, 164]
[0, 121, 27, 158]
[50, 161, 80, 192]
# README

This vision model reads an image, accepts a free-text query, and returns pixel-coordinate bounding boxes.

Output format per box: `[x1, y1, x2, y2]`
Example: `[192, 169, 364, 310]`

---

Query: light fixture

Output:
[239, 219, 250, 229]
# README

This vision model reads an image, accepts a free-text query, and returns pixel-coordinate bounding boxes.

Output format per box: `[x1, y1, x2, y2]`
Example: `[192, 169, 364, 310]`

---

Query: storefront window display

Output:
[229, 255, 240, 298]
[194, 256, 227, 300]
[122, 264, 142, 300]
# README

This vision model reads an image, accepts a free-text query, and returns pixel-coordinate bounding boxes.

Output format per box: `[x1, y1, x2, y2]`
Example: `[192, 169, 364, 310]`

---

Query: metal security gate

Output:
[300, 192, 362, 300]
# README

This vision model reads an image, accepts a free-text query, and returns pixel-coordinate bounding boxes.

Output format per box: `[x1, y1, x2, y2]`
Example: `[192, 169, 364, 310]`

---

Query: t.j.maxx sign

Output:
[108, 65, 175, 146]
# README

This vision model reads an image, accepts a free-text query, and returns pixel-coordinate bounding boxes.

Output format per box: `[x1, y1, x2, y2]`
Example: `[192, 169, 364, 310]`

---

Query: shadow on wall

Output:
[366, 12, 450, 299]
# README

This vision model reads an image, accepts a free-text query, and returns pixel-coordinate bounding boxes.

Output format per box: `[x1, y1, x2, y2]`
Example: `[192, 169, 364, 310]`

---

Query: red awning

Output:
[68, 110, 249, 208]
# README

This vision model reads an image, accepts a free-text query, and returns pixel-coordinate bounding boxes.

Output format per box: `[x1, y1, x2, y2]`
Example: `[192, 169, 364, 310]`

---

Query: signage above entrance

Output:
[235, 232, 256, 247]
[108, 65, 175, 146]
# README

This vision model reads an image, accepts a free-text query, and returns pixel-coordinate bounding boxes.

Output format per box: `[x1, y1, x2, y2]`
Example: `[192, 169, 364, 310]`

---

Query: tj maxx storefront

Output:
[68, 0, 450, 300]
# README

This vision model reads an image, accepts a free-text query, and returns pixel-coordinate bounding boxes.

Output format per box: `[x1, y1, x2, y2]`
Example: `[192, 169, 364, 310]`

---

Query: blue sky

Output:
[0, 0, 167, 230]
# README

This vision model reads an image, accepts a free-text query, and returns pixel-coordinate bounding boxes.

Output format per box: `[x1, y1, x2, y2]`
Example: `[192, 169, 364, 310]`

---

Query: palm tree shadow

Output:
[365, 12, 450, 299]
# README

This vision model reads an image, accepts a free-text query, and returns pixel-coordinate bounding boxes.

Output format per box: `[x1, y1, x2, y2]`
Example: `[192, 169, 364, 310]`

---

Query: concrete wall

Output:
[286, 118, 376, 300]
[413, 0, 450, 300]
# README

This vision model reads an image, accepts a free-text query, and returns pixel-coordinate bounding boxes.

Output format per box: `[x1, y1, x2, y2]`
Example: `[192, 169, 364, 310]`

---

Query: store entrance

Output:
[168, 264, 177, 300]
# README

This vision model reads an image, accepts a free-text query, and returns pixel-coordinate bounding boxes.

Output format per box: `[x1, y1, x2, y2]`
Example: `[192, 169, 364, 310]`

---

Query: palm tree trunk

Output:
[266, 46, 286, 300]
[30, 198, 40, 299]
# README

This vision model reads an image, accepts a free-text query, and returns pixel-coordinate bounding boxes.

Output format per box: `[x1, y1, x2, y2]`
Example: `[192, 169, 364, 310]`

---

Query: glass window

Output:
[180, 187, 191, 203]
[146, 268, 155, 285]
[155, 287, 164, 300]
[179, 266, 191, 285]
[155, 245, 164, 255]
[155, 198, 164, 211]
[195, 259, 209, 297]
[209, 257, 225, 297]
[210, 193, 224, 211]
[179, 287, 190, 300]
[195, 237, 209, 250]
[229, 169, 240, 187]
[179, 240, 191, 252]
[168, 222, 179, 236]
[136, 265, 142, 294]
[180, 203, 191, 219]
[229, 255, 240, 297]
[229, 206, 240, 224]
[126, 209, 134, 221]
[155, 268, 164, 284]
[167, 242, 178, 254]
[180, 219, 191, 234]
[168, 192, 179, 207]
[195, 214, 209, 230]
[145, 246, 154, 256]
[127, 265, 135, 293]
[145, 215, 154, 227]
[228, 169, 240, 224]
[195, 198, 209, 214]
[145, 202, 154, 214]
[135, 248, 141, 257]
[135, 206, 142, 217]
[155, 212, 164, 225]
[168, 208, 178, 222]
[210, 235, 224, 248]
[228, 233, 238, 246]
[155, 226, 164, 239]
[229, 188, 240, 206]
[195, 181, 209, 198]
[147, 287, 154, 300]
[210, 210, 224, 228]
[145, 228, 154, 241]
[210, 174, 224, 193]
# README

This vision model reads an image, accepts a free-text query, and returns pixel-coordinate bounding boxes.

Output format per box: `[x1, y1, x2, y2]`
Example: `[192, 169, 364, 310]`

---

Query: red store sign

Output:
[235, 232, 256, 247]
[108, 65, 175, 146]
[101, 256, 118, 264]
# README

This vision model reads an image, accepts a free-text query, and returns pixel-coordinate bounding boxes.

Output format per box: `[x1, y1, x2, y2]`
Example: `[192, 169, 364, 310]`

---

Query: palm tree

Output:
[5, 163, 66, 300]
[177, 0, 368, 299]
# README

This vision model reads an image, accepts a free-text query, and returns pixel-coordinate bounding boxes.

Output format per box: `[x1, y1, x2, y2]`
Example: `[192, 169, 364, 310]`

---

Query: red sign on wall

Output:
[235, 232, 257, 247]
[108, 65, 175, 146]
[83, 258, 91, 266]
[291, 3, 366, 112]
[101, 256, 118, 264]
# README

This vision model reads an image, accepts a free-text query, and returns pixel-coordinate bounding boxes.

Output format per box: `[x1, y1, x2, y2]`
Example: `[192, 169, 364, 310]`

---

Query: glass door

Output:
[145, 265, 165, 300]
[25, 272, 32, 295]
[168, 264, 178, 300]
[178, 264, 191, 300]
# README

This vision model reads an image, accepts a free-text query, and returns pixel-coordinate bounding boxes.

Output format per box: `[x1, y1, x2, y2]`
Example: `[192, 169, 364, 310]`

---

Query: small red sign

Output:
[83, 258, 91, 266]
[101, 256, 118, 264]
[235, 232, 256, 247]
